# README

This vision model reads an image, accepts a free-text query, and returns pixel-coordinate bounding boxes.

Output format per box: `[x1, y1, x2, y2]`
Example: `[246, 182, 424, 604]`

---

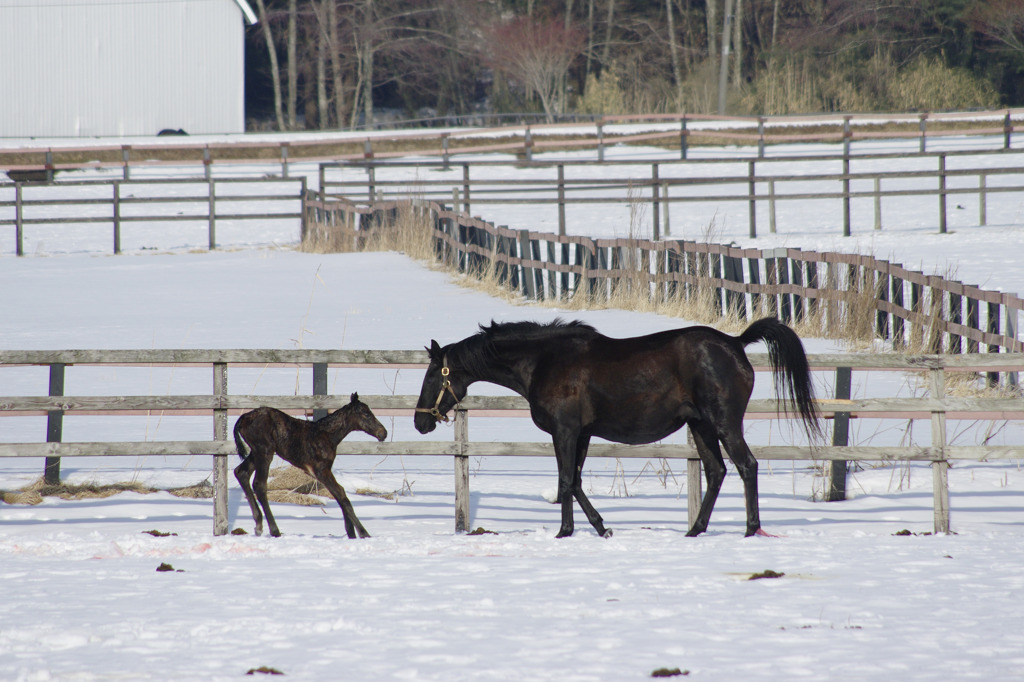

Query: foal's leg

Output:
[570, 436, 611, 538]
[233, 453, 265, 536]
[685, 420, 727, 537]
[311, 462, 371, 539]
[252, 454, 283, 537]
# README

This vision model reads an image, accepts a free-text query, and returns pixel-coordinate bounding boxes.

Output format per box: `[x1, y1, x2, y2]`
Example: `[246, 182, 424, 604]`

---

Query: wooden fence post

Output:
[312, 362, 328, 421]
[652, 164, 660, 240]
[930, 367, 950, 534]
[686, 426, 701, 530]
[213, 362, 229, 536]
[122, 146, 131, 181]
[662, 183, 671, 237]
[280, 143, 290, 178]
[826, 366, 852, 501]
[44, 363, 65, 485]
[747, 161, 757, 238]
[842, 153, 851, 237]
[207, 177, 217, 250]
[462, 164, 471, 216]
[113, 181, 121, 255]
[454, 409, 470, 533]
[938, 153, 947, 234]
[557, 164, 566, 237]
[680, 117, 688, 160]
[1007, 305, 1019, 388]
[966, 294, 980, 354]
[519, 230, 537, 300]
[15, 183, 23, 256]
[979, 173, 987, 226]
[892, 270, 905, 349]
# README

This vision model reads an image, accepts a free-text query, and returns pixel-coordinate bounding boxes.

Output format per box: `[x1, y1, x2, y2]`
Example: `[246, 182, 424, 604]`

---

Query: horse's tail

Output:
[738, 317, 823, 442]
[233, 417, 249, 459]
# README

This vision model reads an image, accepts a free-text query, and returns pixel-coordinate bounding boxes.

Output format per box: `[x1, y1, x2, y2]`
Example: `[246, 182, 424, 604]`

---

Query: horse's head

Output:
[348, 392, 388, 441]
[414, 340, 466, 434]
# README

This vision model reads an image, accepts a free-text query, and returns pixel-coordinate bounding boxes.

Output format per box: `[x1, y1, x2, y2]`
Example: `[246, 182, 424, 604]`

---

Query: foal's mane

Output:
[451, 319, 597, 375]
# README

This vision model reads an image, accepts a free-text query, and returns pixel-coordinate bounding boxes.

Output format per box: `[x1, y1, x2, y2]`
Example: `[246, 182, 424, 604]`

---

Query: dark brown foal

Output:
[233, 393, 387, 538]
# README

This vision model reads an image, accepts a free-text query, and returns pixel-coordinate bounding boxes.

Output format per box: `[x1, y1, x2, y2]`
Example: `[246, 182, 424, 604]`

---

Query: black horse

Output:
[414, 318, 821, 538]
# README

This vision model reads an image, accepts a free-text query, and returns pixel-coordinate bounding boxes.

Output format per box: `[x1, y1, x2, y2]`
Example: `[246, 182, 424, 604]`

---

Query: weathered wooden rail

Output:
[2, 349, 1023, 536]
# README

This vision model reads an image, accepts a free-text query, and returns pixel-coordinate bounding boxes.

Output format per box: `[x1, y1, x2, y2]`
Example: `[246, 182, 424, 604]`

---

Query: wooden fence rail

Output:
[306, 196, 1024, 369]
[1, 177, 306, 255]
[2, 109, 1022, 176]
[320, 147, 1024, 239]
[3, 349, 1023, 536]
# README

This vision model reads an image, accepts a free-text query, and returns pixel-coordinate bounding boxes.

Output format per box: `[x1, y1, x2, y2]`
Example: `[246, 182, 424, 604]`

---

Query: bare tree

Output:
[253, 0, 286, 130]
[665, 0, 684, 110]
[485, 16, 585, 122]
[287, 0, 298, 128]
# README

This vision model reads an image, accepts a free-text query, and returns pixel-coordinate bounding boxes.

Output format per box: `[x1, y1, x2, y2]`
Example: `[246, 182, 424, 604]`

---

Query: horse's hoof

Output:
[555, 529, 574, 539]
[601, 529, 614, 538]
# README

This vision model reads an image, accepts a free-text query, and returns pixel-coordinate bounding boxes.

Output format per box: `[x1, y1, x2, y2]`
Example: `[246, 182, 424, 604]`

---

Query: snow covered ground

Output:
[1, 132, 1024, 681]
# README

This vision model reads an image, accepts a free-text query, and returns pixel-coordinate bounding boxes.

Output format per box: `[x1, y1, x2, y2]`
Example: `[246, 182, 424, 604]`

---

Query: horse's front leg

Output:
[553, 432, 610, 538]
[552, 431, 578, 538]
[570, 436, 611, 538]
[314, 465, 371, 539]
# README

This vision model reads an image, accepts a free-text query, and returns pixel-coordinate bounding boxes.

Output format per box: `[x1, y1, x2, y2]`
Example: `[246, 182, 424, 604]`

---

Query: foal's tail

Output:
[738, 317, 823, 442]
[233, 418, 249, 459]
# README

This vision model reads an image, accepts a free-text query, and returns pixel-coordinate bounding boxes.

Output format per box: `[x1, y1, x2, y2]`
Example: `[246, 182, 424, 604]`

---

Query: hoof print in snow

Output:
[143, 529, 176, 537]
[748, 569, 785, 581]
[156, 562, 184, 573]
[651, 667, 688, 677]
[231, 528, 248, 535]
[467, 527, 497, 535]
[246, 666, 285, 675]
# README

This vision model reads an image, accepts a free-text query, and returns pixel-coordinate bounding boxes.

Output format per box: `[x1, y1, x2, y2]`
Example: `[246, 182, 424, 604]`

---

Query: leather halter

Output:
[414, 357, 461, 423]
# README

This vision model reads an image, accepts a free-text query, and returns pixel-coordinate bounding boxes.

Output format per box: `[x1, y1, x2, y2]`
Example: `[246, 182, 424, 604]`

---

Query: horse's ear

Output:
[428, 340, 442, 360]
[350, 392, 359, 403]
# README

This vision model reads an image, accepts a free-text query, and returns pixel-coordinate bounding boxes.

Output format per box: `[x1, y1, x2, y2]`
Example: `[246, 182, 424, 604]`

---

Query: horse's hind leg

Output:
[313, 464, 370, 539]
[233, 454, 264, 536]
[719, 431, 761, 537]
[686, 420, 727, 537]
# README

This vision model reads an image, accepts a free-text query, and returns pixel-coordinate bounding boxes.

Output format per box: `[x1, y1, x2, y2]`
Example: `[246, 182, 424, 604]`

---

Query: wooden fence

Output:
[2, 349, 1024, 537]
[306, 196, 1024, 366]
[320, 146, 1024, 238]
[1, 176, 305, 255]
[2, 109, 1022, 176]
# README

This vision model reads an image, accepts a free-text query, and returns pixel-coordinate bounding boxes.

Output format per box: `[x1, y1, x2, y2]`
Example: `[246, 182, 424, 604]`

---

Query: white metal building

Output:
[0, 0, 257, 138]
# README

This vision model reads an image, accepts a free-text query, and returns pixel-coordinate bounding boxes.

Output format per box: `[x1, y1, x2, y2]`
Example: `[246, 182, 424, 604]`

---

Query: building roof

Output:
[0, 0, 257, 25]
[233, 0, 258, 25]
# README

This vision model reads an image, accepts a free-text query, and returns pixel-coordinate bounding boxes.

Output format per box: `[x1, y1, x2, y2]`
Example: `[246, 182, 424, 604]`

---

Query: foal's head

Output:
[334, 393, 388, 441]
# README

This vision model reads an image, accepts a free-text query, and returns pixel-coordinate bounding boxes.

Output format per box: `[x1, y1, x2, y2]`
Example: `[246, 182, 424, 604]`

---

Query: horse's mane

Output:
[451, 319, 597, 375]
